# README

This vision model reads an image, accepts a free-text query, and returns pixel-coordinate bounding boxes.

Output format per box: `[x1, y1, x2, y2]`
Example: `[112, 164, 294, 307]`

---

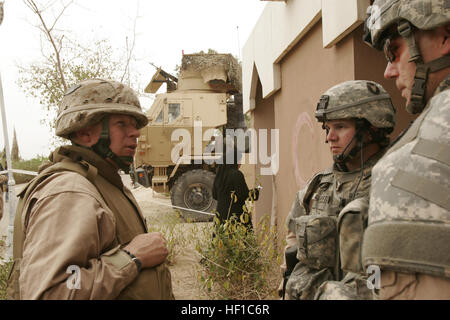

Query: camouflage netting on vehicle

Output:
[181, 54, 242, 93]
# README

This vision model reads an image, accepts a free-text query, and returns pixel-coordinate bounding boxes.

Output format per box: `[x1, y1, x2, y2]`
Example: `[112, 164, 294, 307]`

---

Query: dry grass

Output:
[196, 214, 282, 300]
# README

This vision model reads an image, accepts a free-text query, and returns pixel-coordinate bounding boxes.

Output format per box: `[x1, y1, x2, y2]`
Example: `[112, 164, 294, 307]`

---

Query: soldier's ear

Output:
[72, 124, 101, 146]
[440, 24, 450, 55]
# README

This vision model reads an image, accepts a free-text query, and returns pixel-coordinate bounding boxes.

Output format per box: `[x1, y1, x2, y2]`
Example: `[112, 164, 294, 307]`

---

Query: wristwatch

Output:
[123, 249, 142, 273]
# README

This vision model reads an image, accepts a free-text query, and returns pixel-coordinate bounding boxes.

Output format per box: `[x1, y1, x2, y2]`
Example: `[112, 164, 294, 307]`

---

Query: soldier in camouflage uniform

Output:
[283, 80, 396, 300]
[362, 0, 450, 299]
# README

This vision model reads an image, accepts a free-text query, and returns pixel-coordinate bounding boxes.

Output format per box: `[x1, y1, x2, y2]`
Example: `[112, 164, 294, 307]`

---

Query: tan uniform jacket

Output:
[8, 145, 173, 300]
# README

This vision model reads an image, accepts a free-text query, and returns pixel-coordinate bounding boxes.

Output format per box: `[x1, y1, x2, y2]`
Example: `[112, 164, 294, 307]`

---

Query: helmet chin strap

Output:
[90, 117, 133, 173]
[333, 131, 364, 172]
[397, 21, 450, 114]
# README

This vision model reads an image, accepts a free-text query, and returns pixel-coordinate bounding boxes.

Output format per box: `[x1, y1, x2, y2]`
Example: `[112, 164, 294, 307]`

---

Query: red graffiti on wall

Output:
[292, 112, 315, 189]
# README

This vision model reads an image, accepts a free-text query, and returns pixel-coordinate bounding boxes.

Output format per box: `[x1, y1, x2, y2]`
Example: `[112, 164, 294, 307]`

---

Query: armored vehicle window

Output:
[155, 110, 164, 123]
[168, 103, 181, 123]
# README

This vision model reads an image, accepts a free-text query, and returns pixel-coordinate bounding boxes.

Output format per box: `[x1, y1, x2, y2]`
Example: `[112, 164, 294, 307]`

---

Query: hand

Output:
[123, 232, 169, 269]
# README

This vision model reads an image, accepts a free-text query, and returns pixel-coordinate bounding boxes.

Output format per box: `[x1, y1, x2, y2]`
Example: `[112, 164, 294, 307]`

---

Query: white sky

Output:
[0, 0, 266, 160]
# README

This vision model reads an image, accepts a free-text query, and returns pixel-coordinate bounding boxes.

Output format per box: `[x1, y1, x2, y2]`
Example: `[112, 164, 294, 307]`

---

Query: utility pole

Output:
[0, 0, 18, 259]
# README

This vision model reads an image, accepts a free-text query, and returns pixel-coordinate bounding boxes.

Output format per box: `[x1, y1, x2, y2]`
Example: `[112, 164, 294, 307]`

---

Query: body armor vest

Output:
[7, 145, 174, 300]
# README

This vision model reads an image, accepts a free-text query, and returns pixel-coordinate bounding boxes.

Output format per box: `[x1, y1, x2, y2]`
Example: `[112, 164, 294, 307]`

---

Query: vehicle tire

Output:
[170, 169, 216, 222]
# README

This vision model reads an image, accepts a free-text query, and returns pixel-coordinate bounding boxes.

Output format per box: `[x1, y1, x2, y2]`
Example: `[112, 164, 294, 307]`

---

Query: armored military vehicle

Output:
[134, 53, 247, 222]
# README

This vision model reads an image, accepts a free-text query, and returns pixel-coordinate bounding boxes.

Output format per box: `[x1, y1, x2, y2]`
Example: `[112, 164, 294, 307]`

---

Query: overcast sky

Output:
[0, 0, 266, 160]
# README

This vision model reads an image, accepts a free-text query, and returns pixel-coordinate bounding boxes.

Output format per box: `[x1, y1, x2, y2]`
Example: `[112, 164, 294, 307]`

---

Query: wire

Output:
[145, 197, 216, 216]
[351, 140, 364, 201]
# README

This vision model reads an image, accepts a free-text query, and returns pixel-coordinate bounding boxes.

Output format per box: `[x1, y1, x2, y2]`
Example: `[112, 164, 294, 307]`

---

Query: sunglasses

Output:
[383, 35, 401, 63]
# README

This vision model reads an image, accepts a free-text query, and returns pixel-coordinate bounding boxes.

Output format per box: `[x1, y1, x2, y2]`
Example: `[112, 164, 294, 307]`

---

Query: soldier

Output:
[0, 163, 7, 221]
[282, 80, 396, 300]
[362, 0, 450, 299]
[6, 79, 174, 299]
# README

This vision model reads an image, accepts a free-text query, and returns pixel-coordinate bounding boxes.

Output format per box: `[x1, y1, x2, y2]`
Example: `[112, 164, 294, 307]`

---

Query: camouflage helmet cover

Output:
[56, 79, 148, 139]
[365, 0, 450, 50]
[315, 80, 396, 130]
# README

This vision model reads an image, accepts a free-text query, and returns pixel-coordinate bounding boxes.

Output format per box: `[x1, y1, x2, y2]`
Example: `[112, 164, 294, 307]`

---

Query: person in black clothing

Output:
[212, 148, 259, 229]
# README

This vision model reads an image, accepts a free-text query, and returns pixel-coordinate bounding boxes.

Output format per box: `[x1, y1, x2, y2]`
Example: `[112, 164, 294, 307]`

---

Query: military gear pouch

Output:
[117, 264, 174, 300]
[337, 198, 369, 274]
[294, 215, 337, 269]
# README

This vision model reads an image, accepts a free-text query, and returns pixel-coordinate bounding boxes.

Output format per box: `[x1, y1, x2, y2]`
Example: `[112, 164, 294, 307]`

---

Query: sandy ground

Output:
[0, 175, 209, 300]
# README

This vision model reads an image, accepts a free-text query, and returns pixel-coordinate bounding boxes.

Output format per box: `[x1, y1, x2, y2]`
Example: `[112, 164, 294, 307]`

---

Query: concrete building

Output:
[242, 0, 417, 242]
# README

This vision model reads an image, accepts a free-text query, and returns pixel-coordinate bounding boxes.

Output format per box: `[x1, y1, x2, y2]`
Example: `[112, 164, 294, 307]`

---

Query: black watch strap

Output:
[123, 249, 142, 273]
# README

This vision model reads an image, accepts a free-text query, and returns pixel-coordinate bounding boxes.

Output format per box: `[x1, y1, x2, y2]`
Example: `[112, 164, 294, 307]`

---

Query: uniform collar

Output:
[47, 145, 124, 189]
[333, 147, 386, 183]
[431, 73, 450, 98]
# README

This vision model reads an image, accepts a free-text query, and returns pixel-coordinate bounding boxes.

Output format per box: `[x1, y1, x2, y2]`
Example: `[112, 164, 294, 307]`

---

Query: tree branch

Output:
[120, 4, 139, 84]
[24, 0, 69, 90]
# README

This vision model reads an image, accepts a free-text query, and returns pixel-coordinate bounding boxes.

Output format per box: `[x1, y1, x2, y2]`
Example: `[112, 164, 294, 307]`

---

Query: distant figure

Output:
[212, 148, 259, 229]
[0, 163, 7, 221]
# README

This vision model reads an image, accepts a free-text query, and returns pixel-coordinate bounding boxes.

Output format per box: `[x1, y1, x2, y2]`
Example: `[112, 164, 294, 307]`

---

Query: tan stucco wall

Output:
[253, 78, 276, 226]
[273, 20, 358, 242]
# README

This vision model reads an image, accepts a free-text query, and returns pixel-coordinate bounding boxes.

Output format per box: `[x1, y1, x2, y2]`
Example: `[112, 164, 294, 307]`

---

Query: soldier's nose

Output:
[384, 62, 398, 80]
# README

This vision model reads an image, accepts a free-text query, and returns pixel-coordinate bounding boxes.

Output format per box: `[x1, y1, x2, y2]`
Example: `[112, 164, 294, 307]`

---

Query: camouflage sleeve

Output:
[279, 181, 311, 292]
[369, 89, 450, 225]
[364, 88, 450, 280]
[285, 186, 309, 234]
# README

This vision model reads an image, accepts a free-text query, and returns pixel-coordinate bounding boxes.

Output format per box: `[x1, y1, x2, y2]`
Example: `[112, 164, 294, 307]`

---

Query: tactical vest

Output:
[363, 77, 450, 279]
[6, 145, 174, 300]
[294, 153, 381, 277]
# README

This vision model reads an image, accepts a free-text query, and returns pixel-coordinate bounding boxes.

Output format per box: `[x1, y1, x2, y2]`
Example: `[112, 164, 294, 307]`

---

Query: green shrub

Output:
[7, 156, 48, 184]
[146, 211, 188, 266]
[197, 212, 281, 300]
[0, 238, 13, 300]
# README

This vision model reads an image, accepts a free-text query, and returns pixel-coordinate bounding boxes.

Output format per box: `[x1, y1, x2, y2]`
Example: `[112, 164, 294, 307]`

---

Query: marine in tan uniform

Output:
[283, 80, 396, 300]
[362, 0, 450, 299]
[6, 79, 174, 300]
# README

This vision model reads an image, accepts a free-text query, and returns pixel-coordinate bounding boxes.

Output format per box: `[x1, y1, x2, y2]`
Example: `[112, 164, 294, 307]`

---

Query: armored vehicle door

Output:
[138, 97, 194, 166]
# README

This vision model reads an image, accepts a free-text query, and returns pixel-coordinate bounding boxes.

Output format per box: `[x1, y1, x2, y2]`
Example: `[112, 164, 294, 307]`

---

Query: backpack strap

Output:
[302, 167, 333, 214]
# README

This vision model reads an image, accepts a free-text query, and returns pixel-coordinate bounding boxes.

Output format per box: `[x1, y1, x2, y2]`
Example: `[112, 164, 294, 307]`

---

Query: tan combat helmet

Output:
[56, 79, 148, 138]
[364, 0, 450, 114]
[315, 80, 396, 169]
[56, 79, 148, 172]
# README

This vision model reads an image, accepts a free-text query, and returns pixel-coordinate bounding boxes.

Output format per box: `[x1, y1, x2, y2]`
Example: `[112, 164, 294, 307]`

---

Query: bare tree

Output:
[18, 0, 142, 139]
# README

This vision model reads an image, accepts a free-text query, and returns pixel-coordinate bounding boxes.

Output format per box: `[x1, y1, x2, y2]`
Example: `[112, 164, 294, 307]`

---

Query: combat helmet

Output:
[315, 80, 396, 168]
[363, 0, 450, 113]
[56, 79, 148, 172]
